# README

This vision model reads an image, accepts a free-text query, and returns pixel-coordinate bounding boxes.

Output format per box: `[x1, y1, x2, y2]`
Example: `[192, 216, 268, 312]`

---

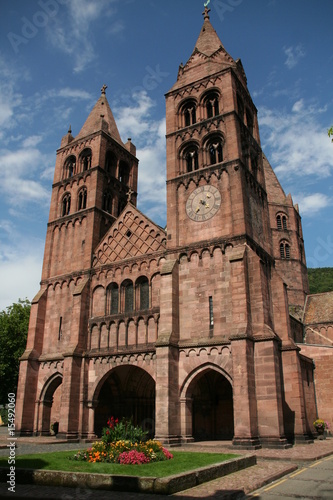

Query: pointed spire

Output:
[68, 124, 72, 134]
[75, 85, 122, 143]
[194, 8, 224, 57]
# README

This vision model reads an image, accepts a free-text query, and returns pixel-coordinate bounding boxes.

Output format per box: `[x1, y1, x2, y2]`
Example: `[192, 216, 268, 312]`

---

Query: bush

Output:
[102, 416, 148, 445]
[0, 407, 8, 425]
[69, 417, 173, 465]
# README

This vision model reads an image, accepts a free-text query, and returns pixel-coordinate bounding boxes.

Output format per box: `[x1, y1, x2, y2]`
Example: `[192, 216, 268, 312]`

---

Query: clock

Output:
[186, 185, 221, 221]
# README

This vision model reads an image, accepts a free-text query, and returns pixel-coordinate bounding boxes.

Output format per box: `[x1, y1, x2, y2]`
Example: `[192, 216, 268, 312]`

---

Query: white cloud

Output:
[259, 100, 333, 180]
[114, 90, 167, 224]
[46, 0, 120, 73]
[284, 44, 305, 69]
[0, 146, 50, 206]
[0, 245, 43, 312]
[293, 193, 333, 216]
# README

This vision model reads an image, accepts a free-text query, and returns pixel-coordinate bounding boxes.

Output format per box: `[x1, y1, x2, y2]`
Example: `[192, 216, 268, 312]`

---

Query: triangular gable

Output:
[93, 204, 166, 267]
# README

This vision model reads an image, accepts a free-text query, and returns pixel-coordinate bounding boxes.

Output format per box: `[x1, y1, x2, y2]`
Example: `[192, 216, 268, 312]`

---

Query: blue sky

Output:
[0, 0, 332, 311]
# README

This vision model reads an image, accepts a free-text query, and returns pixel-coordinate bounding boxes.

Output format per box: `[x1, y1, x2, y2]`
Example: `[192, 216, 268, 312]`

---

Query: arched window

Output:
[105, 151, 117, 176]
[182, 145, 199, 173]
[62, 193, 71, 216]
[119, 161, 129, 185]
[207, 138, 223, 165]
[251, 155, 258, 178]
[122, 280, 134, 312]
[107, 283, 119, 315]
[237, 95, 244, 121]
[78, 187, 87, 210]
[137, 277, 149, 310]
[203, 92, 220, 119]
[280, 241, 290, 259]
[64, 155, 76, 178]
[276, 214, 287, 230]
[103, 191, 112, 213]
[80, 149, 92, 172]
[118, 198, 127, 216]
[246, 109, 253, 134]
[181, 100, 197, 127]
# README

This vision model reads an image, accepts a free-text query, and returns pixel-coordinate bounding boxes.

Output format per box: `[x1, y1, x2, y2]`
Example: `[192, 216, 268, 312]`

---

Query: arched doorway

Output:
[94, 365, 155, 437]
[39, 373, 62, 436]
[187, 368, 233, 440]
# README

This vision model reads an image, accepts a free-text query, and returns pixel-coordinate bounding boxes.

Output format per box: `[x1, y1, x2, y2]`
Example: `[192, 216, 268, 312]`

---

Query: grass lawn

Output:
[0, 450, 238, 477]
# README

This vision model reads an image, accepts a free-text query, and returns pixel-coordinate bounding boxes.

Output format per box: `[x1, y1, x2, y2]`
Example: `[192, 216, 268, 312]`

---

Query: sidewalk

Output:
[0, 429, 332, 498]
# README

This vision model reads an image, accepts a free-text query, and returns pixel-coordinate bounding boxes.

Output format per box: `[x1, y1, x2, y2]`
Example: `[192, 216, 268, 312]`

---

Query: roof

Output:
[168, 7, 238, 93]
[75, 87, 122, 143]
[303, 291, 333, 325]
[194, 7, 225, 57]
[92, 204, 167, 267]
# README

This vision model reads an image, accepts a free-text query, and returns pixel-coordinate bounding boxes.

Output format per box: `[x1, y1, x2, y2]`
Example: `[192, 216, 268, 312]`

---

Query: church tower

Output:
[15, 86, 139, 438]
[155, 7, 313, 447]
[165, 7, 271, 254]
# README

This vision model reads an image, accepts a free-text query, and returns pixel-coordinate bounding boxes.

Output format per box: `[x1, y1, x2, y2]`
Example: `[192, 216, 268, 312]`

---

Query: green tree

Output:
[328, 126, 333, 142]
[0, 299, 30, 405]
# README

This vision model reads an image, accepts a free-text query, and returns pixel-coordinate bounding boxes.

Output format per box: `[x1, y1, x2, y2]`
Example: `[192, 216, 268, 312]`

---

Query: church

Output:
[16, 6, 331, 448]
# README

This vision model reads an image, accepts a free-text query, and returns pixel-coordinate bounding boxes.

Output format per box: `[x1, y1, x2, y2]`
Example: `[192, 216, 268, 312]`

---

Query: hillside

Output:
[308, 267, 333, 294]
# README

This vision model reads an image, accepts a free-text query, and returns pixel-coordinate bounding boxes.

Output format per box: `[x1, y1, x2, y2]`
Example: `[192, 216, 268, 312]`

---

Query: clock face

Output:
[186, 185, 221, 221]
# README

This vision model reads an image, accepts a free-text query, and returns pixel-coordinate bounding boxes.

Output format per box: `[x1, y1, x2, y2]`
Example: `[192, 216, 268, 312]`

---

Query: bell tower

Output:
[165, 6, 271, 254]
[42, 85, 139, 279]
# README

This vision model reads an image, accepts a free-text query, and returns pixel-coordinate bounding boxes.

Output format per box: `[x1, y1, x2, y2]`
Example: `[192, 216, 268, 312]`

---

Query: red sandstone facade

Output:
[16, 8, 329, 447]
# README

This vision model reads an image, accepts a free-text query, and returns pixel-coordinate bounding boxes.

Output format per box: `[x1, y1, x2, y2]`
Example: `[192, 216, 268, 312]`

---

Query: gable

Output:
[93, 205, 166, 267]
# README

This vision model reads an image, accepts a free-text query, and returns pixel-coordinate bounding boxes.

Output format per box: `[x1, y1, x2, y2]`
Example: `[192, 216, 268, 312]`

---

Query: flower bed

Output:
[70, 417, 173, 465]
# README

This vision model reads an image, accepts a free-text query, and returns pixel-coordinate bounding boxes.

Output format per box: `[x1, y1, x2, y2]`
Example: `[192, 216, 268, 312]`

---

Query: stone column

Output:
[86, 400, 98, 440]
[180, 397, 194, 442]
[231, 336, 261, 449]
[155, 260, 180, 444]
[254, 337, 290, 448]
[281, 345, 314, 443]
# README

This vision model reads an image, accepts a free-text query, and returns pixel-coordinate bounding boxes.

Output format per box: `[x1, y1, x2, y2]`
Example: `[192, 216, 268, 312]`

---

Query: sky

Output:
[0, 0, 332, 311]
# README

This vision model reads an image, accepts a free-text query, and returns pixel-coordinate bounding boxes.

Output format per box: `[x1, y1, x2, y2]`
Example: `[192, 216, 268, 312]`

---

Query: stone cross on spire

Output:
[101, 84, 107, 95]
[203, 0, 211, 19]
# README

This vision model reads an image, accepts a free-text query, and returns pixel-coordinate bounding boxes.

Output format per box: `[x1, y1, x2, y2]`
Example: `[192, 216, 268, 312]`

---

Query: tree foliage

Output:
[328, 126, 333, 142]
[308, 267, 333, 295]
[0, 299, 30, 405]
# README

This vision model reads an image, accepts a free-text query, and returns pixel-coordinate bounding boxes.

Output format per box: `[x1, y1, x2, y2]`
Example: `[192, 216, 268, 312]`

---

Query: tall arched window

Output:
[119, 161, 129, 185]
[62, 193, 71, 216]
[206, 137, 223, 165]
[182, 145, 199, 173]
[137, 277, 149, 310]
[203, 92, 220, 119]
[181, 100, 197, 127]
[103, 191, 112, 213]
[246, 109, 253, 134]
[80, 149, 92, 172]
[105, 151, 117, 176]
[107, 283, 119, 315]
[64, 155, 76, 178]
[78, 187, 87, 210]
[276, 214, 287, 230]
[122, 280, 134, 312]
[237, 95, 244, 121]
[280, 241, 290, 259]
[118, 198, 127, 216]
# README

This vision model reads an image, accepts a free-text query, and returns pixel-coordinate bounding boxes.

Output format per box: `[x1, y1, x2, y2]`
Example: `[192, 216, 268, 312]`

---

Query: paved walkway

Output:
[0, 427, 332, 499]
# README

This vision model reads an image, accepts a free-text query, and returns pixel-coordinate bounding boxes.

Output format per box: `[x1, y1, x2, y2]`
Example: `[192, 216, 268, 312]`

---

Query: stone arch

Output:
[92, 365, 156, 437]
[38, 372, 63, 436]
[180, 363, 233, 441]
